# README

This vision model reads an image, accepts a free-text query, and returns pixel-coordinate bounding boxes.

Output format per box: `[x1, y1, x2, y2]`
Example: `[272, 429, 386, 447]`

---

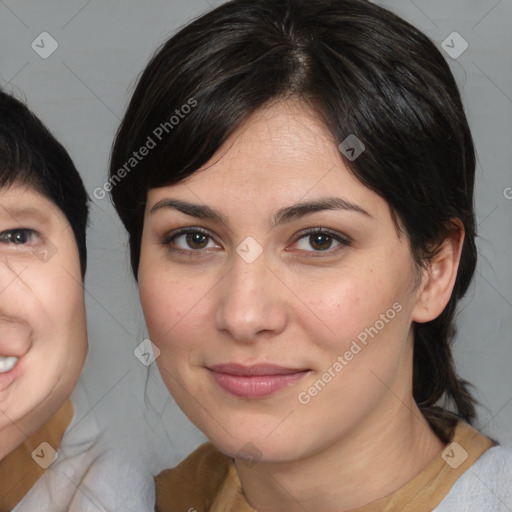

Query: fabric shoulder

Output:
[434, 442, 512, 511]
[155, 442, 233, 512]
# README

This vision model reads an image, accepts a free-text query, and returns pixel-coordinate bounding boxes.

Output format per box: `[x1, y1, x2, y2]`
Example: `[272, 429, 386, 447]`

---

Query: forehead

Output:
[146, 101, 391, 224]
[0, 185, 61, 222]
[199, 101, 340, 176]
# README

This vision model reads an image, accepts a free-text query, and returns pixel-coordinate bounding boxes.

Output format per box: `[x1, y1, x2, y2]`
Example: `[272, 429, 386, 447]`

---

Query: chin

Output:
[201, 421, 300, 464]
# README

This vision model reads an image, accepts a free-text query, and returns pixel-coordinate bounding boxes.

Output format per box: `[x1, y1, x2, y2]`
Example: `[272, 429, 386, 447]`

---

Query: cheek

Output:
[139, 270, 205, 355]
[300, 264, 411, 355]
[23, 250, 86, 344]
[35, 264, 82, 313]
[302, 272, 378, 334]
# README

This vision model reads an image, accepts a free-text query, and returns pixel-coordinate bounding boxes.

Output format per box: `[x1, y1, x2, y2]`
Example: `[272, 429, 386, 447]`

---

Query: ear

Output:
[412, 219, 465, 323]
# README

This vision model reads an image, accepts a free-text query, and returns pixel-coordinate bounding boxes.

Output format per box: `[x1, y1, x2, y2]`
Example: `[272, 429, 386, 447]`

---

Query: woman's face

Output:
[139, 101, 427, 463]
[0, 185, 87, 459]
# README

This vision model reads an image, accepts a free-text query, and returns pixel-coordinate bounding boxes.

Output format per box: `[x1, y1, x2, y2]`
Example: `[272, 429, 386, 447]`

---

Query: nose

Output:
[214, 251, 288, 343]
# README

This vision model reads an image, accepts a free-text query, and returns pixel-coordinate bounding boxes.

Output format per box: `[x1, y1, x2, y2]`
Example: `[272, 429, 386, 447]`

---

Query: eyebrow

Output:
[0, 205, 51, 225]
[150, 197, 371, 228]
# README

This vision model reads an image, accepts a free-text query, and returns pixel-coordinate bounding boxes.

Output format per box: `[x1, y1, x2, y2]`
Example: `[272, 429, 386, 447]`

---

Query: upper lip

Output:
[0, 349, 25, 358]
[208, 363, 309, 376]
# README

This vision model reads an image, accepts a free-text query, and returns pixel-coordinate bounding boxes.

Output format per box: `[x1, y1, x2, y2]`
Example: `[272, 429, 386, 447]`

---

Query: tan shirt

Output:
[155, 421, 494, 511]
[0, 400, 74, 512]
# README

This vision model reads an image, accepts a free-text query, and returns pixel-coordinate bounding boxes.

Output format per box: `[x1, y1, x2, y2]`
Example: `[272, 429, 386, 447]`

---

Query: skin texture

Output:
[0, 185, 87, 460]
[138, 101, 464, 511]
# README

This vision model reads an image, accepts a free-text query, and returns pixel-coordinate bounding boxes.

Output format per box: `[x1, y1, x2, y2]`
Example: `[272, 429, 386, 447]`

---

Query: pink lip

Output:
[0, 346, 27, 358]
[208, 363, 310, 398]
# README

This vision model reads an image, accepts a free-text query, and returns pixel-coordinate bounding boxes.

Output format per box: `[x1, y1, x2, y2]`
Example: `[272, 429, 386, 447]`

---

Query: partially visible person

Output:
[0, 89, 154, 511]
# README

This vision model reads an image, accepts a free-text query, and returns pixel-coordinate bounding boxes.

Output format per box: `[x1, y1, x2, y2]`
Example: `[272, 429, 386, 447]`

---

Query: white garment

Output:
[13, 379, 155, 512]
[434, 443, 512, 511]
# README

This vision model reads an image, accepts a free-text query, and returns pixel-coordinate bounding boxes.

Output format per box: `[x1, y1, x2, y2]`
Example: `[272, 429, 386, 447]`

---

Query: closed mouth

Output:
[208, 363, 309, 376]
[207, 363, 310, 398]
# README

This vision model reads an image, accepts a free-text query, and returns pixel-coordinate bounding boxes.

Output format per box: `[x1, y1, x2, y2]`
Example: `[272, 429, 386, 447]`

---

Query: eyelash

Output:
[0, 228, 39, 246]
[161, 227, 351, 257]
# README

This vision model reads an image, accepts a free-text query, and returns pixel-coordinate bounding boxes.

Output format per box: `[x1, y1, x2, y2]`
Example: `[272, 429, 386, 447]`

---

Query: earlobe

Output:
[412, 220, 465, 324]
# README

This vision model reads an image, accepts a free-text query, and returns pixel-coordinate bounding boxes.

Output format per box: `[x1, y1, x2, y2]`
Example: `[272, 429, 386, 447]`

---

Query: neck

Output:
[236, 397, 445, 512]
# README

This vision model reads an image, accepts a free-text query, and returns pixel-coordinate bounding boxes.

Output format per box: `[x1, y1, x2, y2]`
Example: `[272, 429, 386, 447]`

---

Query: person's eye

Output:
[290, 228, 351, 254]
[162, 228, 220, 254]
[0, 228, 39, 245]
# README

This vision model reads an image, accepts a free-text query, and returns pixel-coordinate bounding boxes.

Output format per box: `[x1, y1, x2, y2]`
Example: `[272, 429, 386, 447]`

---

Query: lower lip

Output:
[0, 355, 25, 392]
[209, 370, 308, 398]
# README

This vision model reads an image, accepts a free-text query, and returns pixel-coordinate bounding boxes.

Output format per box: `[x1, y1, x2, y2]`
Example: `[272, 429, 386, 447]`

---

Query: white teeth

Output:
[0, 356, 19, 374]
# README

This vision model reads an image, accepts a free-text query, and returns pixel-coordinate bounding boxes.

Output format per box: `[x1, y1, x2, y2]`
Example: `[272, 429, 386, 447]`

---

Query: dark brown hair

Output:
[109, 0, 477, 440]
[0, 90, 89, 277]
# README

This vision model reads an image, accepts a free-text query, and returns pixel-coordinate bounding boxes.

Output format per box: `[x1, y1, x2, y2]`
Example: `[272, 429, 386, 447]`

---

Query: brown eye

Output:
[0, 229, 37, 245]
[293, 228, 350, 253]
[309, 233, 334, 251]
[185, 232, 209, 249]
[163, 228, 219, 253]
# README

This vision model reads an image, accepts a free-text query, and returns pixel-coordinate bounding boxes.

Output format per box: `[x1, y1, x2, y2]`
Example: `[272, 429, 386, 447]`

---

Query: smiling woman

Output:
[0, 89, 88, 510]
[0, 90, 155, 512]
[109, 0, 512, 510]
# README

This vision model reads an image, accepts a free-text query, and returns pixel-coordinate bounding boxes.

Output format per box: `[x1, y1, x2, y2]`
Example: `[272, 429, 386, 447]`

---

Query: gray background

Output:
[1, 0, 511, 473]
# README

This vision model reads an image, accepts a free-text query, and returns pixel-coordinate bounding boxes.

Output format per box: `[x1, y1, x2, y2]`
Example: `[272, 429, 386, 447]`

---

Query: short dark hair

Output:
[0, 89, 89, 278]
[110, 0, 477, 439]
